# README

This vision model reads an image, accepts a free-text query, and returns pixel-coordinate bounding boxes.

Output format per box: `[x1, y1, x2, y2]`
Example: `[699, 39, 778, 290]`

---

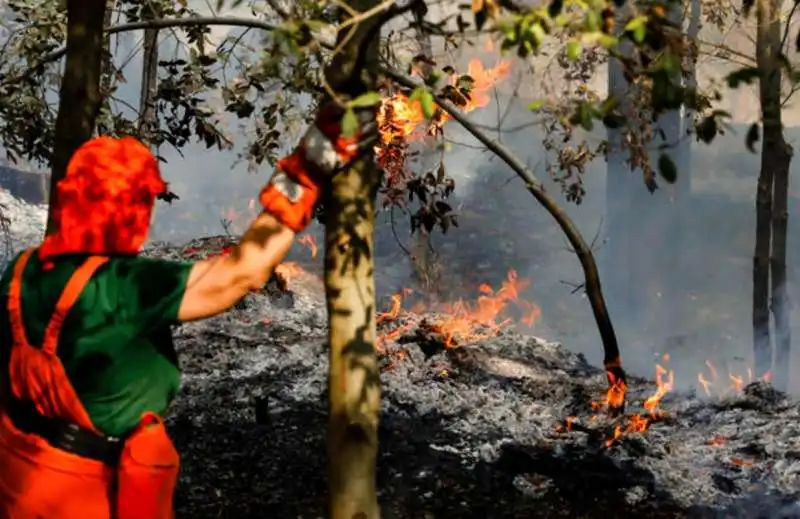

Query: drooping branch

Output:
[381, 66, 628, 407]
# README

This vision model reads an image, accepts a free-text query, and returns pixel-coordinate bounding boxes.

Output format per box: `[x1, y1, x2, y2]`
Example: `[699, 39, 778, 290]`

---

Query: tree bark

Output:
[46, 0, 108, 233]
[98, 0, 115, 133]
[323, 2, 383, 518]
[757, 0, 793, 388]
[138, 21, 159, 142]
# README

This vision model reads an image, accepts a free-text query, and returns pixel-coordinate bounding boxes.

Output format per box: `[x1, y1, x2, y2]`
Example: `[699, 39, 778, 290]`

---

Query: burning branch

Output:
[380, 66, 628, 413]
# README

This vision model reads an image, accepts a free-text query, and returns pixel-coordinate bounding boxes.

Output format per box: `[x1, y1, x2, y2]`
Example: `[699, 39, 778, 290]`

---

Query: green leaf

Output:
[566, 41, 581, 60]
[341, 108, 358, 139]
[585, 10, 601, 32]
[349, 91, 383, 108]
[726, 67, 760, 88]
[528, 99, 545, 110]
[420, 90, 436, 118]
[624, 16, 648, 44]
[746, 123, 760, 153]
[657, 153, 677, 184]
[410, 87, 436, 118]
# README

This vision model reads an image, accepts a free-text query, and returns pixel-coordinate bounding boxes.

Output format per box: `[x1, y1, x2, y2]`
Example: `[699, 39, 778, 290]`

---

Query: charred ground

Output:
[140, 237, 800, 519]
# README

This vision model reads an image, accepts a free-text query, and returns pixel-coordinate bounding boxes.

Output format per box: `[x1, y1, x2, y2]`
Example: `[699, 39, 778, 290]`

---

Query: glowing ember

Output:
[376, 269, 540, 350]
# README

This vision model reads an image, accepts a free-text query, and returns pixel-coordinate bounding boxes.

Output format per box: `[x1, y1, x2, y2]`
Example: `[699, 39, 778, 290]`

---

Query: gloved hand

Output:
[259, 102, 378, 233]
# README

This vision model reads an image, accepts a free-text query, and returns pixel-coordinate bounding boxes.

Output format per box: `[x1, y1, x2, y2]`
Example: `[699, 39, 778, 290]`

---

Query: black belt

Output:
[5, 396, 124, 466]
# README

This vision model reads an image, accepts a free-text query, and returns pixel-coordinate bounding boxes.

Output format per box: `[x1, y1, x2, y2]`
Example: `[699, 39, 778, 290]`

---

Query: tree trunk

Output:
[138, 24, 159, 141]
[653, 0, 689, 349]
[46, 0, 108, 232]
[97, 0, 116, 134]
[757, 0, 793, 388]
[771, 138, 792, 391]
[323, 2, 382, 517]
[410, 13, 441, 300]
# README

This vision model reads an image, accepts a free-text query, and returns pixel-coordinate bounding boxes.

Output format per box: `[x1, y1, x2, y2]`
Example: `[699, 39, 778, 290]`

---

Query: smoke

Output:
[18, 7, 797, 397]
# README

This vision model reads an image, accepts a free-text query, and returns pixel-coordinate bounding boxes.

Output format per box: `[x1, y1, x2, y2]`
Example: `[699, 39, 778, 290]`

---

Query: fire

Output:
[697, 361, 772, 399]
[376, 57, 512, 145]
[274, 261, 307, 282]
[586, 356, 675, 448]
[459, 58, 512, 109]
[297, 235, 318, 258]
[376, 269, 540, 349]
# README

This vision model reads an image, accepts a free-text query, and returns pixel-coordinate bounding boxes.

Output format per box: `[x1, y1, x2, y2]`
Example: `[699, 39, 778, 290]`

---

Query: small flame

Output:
[298, 235, 318, 258]
[696, 361, 772, 399]
[376, 269, 540, 349]
[597, 356, 674, 448]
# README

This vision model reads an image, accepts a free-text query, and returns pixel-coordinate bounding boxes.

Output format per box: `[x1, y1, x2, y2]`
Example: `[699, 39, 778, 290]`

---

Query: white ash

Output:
[138, 238, 800, 518]
[0, 189, 46, 264]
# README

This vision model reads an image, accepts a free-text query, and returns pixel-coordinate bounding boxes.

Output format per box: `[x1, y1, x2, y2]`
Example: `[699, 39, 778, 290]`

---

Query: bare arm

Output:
[177, 212, 295, 322]
[177, 102, 375, 322]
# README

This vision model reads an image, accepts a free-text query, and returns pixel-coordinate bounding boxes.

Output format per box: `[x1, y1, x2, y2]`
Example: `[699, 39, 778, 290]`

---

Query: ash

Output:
[141, 237, 800, 519]
[0, 188, 47, 265]
[1, 195, 799, 518]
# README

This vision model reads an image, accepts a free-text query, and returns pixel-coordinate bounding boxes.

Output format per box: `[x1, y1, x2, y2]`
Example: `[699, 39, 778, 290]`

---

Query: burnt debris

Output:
[144, 238, 800, 518]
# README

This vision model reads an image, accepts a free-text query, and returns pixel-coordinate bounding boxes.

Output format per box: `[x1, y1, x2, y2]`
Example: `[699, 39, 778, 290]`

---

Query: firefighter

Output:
[0, 103, 376, 519]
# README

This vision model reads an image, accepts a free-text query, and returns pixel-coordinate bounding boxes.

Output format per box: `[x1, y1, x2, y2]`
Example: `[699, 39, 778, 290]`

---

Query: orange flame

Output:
[591, 356, 674, 448]
[376, 269, 540, 349]
[376, 57, 512, 145]
[298, 235, 318, 258]
[697, 361, 772, 399]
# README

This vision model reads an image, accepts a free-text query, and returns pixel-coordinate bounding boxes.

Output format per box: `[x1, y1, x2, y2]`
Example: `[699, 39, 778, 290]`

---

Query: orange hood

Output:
[39, 136, 167, 263]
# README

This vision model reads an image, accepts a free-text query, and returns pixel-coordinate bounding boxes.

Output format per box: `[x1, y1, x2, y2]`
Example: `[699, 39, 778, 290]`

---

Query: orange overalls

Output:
[0, 248, 179, 519]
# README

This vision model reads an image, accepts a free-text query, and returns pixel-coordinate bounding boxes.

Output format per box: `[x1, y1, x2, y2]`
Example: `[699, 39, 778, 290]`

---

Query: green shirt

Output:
[0, 251, 192, 437]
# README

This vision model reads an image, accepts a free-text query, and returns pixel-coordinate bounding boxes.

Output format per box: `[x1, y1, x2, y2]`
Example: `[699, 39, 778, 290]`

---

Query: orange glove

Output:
[259, 103, 378, 232]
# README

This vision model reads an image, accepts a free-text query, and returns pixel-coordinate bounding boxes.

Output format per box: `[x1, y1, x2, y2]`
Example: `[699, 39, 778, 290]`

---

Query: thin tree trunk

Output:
[753, 0, 780, 379]
[46, 0, 108, 232]
[138, 25, 159, 142]
[771, 140, 792, 390]
[97, 0, 115, 134]
[410, 12, 441, 300]
[654, 0, 689, 348]
[323, 2, 382, 517]
[758, 0, 793, 389]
